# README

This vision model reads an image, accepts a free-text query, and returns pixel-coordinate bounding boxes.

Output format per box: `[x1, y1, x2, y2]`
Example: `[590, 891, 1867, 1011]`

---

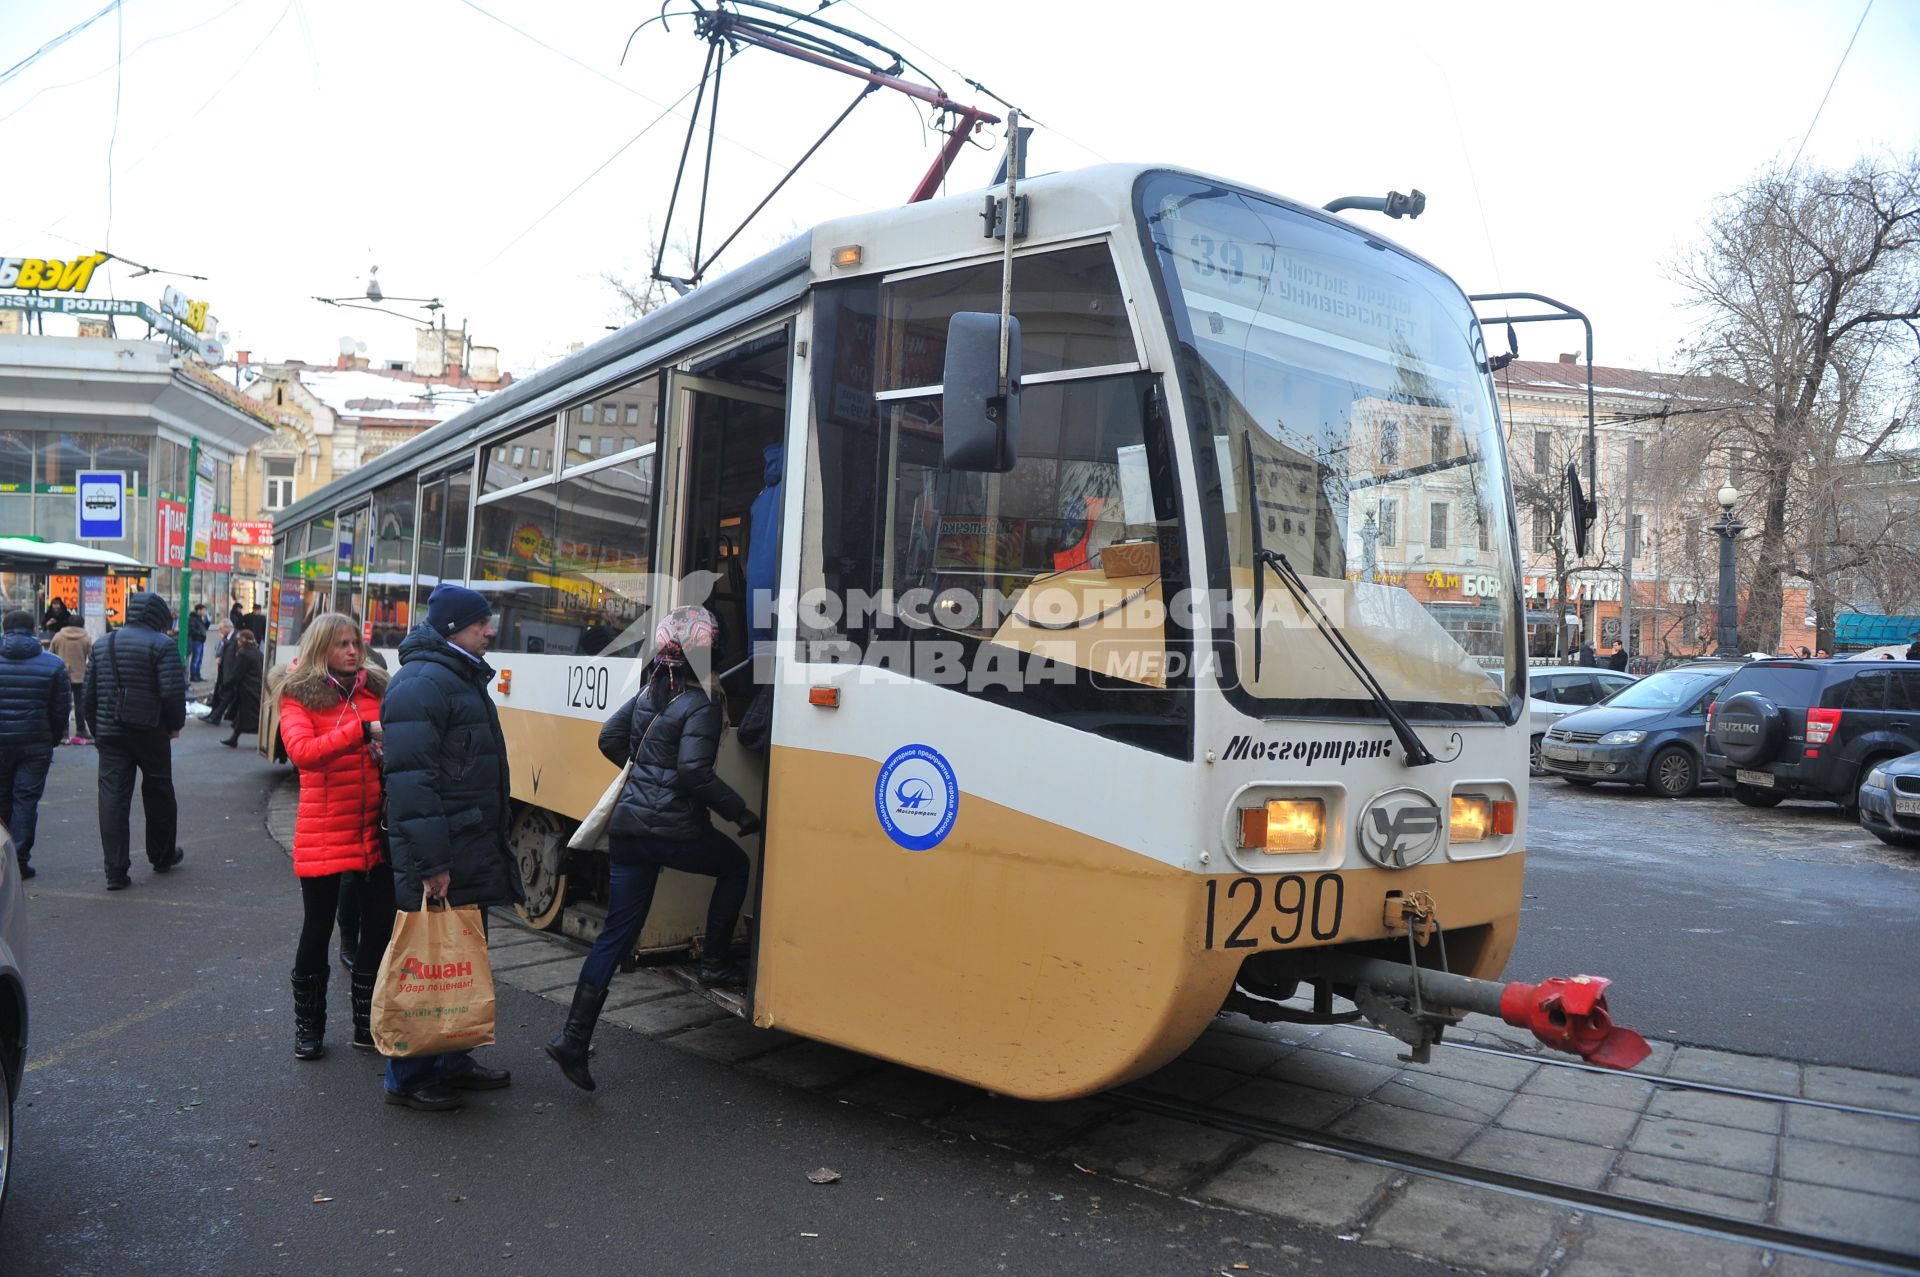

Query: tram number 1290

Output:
[1205, 874, 1344, 949]
[565, 663, 610, 710]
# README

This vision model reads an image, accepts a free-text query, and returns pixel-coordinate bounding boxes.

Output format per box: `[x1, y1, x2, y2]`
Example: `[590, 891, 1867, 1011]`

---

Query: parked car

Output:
[1857, 750, 1920, 848]
[0, 827, 26, 1221]
[1524, 665, 1639, 774]
[1540, 662, 1740, 796]
[1703, 660, 1920, 810]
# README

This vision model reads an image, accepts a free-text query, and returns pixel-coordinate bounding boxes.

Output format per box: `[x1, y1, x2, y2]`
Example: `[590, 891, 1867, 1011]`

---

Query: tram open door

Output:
[646, 326, 792, 976]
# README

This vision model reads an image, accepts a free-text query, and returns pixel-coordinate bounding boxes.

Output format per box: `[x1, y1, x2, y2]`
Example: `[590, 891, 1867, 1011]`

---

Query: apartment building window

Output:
[1530, 505, 1549, 554]
[1476, 507, 1491, 551]
[1627, 512, 1644, 560]
[1533, 430, 1552, 475]
[1377, 498, 1398, 547]
[263, 457, 297, 511]
[1380, 420, 1400, 468]
[1429, 502, 1450, 550]
[1431, 421, 1450, 462]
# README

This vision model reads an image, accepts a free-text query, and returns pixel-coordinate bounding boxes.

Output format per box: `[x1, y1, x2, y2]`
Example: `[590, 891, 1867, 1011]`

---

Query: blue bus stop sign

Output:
[77, 470, 127, 540]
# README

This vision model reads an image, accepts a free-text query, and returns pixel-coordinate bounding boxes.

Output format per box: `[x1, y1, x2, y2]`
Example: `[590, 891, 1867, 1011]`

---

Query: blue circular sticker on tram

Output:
[874, 743, 959, 851]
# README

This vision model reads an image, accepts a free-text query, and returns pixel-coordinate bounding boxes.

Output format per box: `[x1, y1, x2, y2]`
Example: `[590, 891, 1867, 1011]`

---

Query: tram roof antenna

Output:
[1323, 190, 1427, 219]
[646, 0, 1001, 291]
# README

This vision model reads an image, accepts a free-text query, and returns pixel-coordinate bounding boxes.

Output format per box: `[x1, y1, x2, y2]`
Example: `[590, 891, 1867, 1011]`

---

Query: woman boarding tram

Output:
[275, 614, 394, 1060]
[546, 606, 762, 1092]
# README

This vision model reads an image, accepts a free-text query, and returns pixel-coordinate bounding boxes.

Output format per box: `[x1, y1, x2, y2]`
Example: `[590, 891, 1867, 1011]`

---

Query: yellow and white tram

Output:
[267, 163, 1635, 1100]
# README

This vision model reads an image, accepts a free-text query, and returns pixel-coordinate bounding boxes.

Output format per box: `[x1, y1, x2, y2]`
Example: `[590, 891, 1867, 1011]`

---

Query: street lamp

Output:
[1712, 485, 1745, 655]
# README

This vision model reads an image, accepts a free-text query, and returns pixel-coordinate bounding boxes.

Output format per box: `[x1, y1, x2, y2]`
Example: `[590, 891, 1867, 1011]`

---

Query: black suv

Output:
[1704, 660, 1920, 810]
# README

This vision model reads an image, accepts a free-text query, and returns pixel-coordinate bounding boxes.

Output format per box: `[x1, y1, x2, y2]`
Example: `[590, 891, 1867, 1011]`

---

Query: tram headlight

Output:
[1239, 799, 1325, 853]
[1449, 795, 1493, 842]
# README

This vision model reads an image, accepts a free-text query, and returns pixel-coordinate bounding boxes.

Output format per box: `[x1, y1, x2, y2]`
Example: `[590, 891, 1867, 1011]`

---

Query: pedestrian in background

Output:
[379, 583, 522, 1110]
[1606, 642, 1629, 672]
[244, 604, 268, 645]
[48, 619, 93, 743]
[221, 630, 264, 749]
[1907, 632, 1920, 661]
[546, 605, 760, 1093]
[1576, 638, 1597, 667]
[41, 596, 72, 638]
[83, 591, 187, 889]
[0, 610, 72, 880]
[188, 605, 210, 682]
[277, 613, 394, 1061]
[204, 622, 236, 726]
[229, 597, 245, 634]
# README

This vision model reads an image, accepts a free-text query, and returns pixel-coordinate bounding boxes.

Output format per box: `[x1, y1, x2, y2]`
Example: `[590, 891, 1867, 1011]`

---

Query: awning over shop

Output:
[0, 536, 154, 574]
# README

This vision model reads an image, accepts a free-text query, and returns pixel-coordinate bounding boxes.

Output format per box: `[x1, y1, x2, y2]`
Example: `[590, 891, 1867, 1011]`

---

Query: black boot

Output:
[350, 968, 377, 1051]
[545, 982, 608, 1091]
[292, 970, 328, 1060]
[696, 924, 746, 988]
[221, 731, 239, 748]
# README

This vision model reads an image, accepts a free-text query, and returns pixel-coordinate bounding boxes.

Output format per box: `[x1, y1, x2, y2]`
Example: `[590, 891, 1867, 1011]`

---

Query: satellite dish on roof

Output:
[338, 336, 358, 355]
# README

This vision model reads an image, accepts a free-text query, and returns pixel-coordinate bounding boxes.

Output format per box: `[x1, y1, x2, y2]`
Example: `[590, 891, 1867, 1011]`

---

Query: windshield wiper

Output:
[1242, 435, 1437, 768]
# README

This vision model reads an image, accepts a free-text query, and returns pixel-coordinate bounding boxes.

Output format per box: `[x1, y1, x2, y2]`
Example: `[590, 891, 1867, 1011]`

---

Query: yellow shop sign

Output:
[0, 252, 109, 293]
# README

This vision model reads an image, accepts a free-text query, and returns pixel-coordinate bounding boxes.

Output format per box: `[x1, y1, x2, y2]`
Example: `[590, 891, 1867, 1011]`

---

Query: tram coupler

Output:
[1299, 954, 1652, 1071]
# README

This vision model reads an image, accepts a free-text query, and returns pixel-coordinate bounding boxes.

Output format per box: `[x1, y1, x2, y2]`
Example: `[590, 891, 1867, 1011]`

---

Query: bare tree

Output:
[1673, 154, 1920, 653]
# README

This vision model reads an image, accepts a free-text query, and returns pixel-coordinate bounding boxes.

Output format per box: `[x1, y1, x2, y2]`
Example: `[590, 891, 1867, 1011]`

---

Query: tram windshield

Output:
[1140, 172, 1523, 724]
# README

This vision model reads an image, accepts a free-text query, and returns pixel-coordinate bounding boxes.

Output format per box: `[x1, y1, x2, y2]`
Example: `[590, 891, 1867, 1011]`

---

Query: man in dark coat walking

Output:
[0, 611, 72, 879]
[378, 583, 523, 1110]
[187, 605, 210, 682]
[83, 591, 187, 889]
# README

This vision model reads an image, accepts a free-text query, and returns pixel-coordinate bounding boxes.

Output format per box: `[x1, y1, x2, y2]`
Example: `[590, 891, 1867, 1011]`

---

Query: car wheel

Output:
[1648, 746, 1698, 798]
[1732, 784, 1784, 808]
[1529, 734, 1545, 776]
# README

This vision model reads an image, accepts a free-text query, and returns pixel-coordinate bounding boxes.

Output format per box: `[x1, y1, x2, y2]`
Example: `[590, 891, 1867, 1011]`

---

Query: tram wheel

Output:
[509, 807, 569, 931]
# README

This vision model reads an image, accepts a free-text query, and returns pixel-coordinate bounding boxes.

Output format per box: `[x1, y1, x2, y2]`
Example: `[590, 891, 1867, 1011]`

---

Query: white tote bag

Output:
[569, 759, 631, 851]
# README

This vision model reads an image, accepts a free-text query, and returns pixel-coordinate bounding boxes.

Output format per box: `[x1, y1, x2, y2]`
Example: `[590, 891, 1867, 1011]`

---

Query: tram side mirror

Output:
[942, 312, 1020, 472]
[1565, 459, 1592, 558]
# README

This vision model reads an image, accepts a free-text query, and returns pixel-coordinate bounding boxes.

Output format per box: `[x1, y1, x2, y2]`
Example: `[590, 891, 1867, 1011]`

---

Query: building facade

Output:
[0, 333, 274, 628]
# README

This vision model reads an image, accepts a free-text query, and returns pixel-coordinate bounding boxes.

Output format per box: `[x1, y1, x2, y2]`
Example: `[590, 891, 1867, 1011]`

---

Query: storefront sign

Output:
[157, 498, 187, 568]
[48, 576, 80, 610]
[230, 519, 274, 548]
[0, 253, 108, 293]
[76, 469, 128, 540]
[192, 513, 233, 572]
[83, 577, 107, 637]
[189, 455, 215, 564]
[1523, 574, 1623, 603]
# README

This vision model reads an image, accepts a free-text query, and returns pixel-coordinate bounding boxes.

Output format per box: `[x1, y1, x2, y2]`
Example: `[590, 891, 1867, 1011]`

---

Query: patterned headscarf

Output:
[652, 605, 718, 670]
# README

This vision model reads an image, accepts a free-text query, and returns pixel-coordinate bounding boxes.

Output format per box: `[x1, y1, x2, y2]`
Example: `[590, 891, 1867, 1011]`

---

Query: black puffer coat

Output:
[82, 592, 187, 738]
[599, 671, 749, 841]
[0, 629, 71, 751]
[381, 624, 522, 912]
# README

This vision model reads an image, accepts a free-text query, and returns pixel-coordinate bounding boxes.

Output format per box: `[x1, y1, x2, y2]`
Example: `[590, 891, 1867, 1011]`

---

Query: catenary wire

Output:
[0, 0, 253, 128]
[1786, 0, 1873, 176]
[0, 0, 122, 88]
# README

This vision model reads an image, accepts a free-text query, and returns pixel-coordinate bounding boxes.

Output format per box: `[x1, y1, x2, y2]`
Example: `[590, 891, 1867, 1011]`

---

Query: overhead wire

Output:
[0, 0, 253, 127]
[0, 0, 122, 88]
[1785, 0, 1873, 176]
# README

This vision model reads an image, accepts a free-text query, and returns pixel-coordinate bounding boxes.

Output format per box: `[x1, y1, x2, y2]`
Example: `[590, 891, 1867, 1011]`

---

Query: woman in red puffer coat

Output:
[277, 612, 395, 1062]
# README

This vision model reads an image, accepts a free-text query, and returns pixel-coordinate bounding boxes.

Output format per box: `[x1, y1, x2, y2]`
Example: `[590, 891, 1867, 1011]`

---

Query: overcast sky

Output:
[2, 0, 1914, 376]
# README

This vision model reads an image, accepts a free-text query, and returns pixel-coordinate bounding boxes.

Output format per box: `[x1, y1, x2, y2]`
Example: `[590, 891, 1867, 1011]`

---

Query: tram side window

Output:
[877, 243, 1137, 390]
[484, 418, 558, 492]
[553, 456, 655, 655]
[302, 519, 336, 628]
[275, 527, 308, 648]
[564, 377, 658, 466]
[369, 478, 414, 647]
[473, 483, 563, 653]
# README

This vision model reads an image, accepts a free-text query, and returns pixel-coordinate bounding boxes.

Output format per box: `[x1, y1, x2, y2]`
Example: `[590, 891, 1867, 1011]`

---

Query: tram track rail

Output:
[1108, 1084, 1920, 1274]
[1333, 1021, 1920, 1124]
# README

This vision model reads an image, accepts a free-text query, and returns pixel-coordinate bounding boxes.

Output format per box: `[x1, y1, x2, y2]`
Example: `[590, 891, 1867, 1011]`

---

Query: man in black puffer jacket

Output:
[0, 610, 72, 879]
[379, 584, 522, 1111]
[83, 591, 187, 889]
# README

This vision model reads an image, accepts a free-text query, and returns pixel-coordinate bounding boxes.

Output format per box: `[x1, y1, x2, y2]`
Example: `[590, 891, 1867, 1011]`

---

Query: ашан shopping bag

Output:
[371, 893, 497, 1057]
